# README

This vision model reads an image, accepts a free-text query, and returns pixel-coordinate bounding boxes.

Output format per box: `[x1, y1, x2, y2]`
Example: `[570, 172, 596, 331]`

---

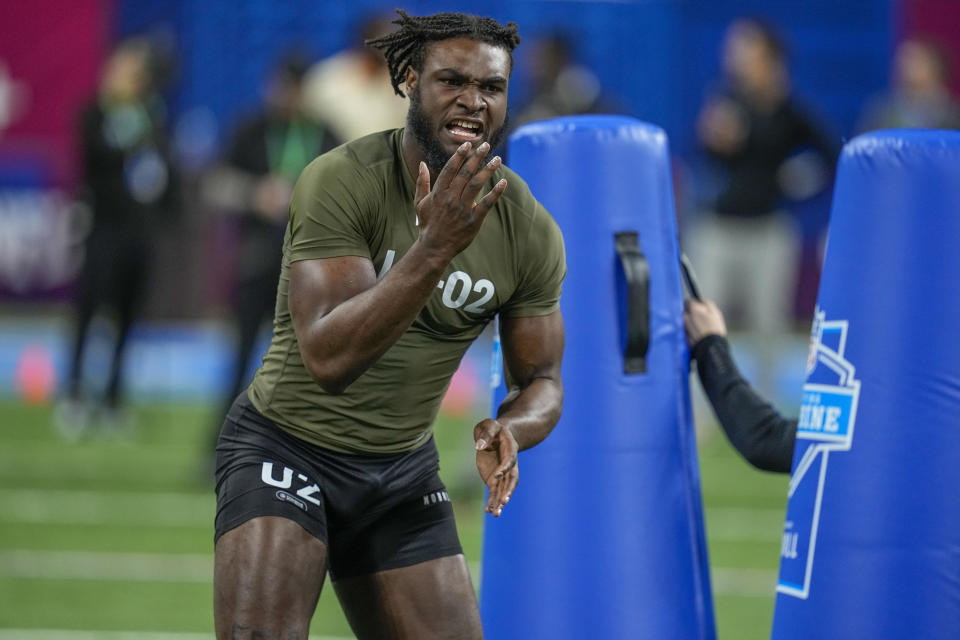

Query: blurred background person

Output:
[858, 37, 960, 132]
[56, 36, 178, 438]
[201, 53, 340, 467]
[689, 18, 837, 391]
[512, 32, 617, 129]
[301, 14, 406, 142]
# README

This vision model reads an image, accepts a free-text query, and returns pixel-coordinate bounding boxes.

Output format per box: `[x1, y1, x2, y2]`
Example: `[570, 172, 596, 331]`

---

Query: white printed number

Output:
[441, 271, 494, 313]
[260, 462, 321, 506]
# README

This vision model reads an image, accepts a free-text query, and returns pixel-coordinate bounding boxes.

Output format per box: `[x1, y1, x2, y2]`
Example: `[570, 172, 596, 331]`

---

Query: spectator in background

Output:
[690, 18, 836, 387]
[302, 15, 407, 141]
[56, 37, 178, 438]
[202, 54, 340, 463]
[512, 32, 614, 128]
[858, 38, 960, 132]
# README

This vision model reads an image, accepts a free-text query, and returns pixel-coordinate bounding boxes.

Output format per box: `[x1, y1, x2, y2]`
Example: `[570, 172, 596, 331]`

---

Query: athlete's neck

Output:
[401, 129, 427, 184]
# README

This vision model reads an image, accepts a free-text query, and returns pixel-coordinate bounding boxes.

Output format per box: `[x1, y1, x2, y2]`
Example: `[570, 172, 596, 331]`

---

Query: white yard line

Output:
[0, 488, 786, 542]
[0, 550, 212, 583]
[0, 489, 212, 527]
[0, 549, 775, 599]
[711, 567, 778, 598]
[704, 506, 785, 541]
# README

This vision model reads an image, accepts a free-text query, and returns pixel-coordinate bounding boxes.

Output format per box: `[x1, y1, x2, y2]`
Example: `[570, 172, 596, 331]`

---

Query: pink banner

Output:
[0, 0, 109, 298]
[0, 0, 109, 184]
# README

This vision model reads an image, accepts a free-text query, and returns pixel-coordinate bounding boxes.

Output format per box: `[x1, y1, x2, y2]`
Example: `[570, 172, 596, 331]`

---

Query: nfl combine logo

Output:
[777, 306, 861, 599]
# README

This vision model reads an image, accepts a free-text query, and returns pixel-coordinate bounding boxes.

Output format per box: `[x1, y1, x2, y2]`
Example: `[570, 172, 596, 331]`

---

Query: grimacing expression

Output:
[405, 38, 511, 175]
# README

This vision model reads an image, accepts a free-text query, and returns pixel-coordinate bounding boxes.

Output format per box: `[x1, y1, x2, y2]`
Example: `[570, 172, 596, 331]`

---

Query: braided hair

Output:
[366, 9, 521, 98]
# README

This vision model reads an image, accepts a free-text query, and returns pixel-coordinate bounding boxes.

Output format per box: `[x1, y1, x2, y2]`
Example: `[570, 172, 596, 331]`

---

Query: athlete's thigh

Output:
[334, 553, 482, 640]
[214, 516, 328, 640]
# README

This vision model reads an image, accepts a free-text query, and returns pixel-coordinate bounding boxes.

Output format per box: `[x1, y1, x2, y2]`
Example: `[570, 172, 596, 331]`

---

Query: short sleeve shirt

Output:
[248, 129, 565, 454]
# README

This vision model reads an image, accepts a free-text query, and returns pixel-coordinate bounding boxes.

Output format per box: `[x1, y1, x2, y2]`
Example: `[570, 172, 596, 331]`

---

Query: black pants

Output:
[67, 229, 152, 407]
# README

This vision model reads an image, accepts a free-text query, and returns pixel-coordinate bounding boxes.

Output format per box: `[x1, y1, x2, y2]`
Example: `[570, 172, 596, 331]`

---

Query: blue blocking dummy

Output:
[480, 116, 715, 639]
[771, 131, 960, 639]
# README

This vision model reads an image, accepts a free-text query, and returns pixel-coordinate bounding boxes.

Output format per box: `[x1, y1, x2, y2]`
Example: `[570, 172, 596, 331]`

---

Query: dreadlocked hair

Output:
[366, 9, 521, 97]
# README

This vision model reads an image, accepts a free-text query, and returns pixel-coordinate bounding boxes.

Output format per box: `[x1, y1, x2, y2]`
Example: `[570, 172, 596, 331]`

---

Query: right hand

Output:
[683, 298, 727, 346]
[413, 141, 508, 259]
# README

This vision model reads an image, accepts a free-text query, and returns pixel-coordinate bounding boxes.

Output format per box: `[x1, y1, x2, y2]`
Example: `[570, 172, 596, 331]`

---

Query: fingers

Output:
[463, 154, 502, 204]
[501, 465, 518, 511]
[493, 430, 518, 478]
[433, 141, 473, 192]
[452, 145, 496, 203]
[472, 177, 508, 220]
[491, 460, 518, 517]
[476, 421, 519, 518]
[486, 464, 518, 517]
[485, 478, 500, 515]
[435, 142, 500, 207]
[414, 161, 430, 207]
[447, 142, 491, 196]
[474, 418, 499, 451]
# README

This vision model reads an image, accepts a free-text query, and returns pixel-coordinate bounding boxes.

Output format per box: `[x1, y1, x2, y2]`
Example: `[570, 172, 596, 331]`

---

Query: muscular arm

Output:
[288, 245, 448, 394]
[474, 310, 564, 515]
[290, 142, 506, 394]
[494, 311, 565, 450]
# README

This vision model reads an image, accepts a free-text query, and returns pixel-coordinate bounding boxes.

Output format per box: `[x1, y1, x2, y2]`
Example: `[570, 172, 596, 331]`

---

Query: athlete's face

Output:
[405, 38, 510, 175]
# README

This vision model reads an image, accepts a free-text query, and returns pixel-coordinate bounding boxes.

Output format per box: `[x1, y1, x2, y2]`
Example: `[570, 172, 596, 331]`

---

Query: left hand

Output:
[474, 418, 519, 517]
[683, 298, 727, 346]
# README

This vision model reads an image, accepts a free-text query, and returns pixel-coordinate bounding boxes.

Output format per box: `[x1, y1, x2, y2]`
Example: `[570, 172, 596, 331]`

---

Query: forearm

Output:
[693, 335, 796, 473]
[298, 242, 448, 392]
[495, 377, 563, 451]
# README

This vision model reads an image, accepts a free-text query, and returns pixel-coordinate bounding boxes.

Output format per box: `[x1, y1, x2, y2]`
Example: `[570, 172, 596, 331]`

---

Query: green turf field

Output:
[0, 399, 788, 639]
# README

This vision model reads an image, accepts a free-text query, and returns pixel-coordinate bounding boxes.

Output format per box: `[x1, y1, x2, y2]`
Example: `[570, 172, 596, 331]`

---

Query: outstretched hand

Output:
[413, 141, 507, 260]
[474, 418, 519, 517]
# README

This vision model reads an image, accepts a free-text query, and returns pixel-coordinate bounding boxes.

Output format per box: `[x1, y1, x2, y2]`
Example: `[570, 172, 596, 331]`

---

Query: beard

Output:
[407, 85, 509, 177]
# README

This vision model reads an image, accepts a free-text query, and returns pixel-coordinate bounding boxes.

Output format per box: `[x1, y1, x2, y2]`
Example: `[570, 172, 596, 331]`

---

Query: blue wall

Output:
[116, 0, 895, 157]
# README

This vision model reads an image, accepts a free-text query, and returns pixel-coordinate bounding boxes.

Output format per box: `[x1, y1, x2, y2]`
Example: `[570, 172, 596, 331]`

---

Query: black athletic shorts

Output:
[214, 392, 463, 581]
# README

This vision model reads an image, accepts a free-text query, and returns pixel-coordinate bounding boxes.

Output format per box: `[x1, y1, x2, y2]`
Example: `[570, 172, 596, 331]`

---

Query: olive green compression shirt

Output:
[248, 128, 565, 454]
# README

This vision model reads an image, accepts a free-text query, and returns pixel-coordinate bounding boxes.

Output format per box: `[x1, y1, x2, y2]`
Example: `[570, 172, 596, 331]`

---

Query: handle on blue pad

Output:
[615, 231, 650, 374]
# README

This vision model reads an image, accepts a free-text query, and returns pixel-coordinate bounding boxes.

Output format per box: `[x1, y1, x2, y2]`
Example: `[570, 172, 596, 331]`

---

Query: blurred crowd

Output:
[2, 10, 958, 431]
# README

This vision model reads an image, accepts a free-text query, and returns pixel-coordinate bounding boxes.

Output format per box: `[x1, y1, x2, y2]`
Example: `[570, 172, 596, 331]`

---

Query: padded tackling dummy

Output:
[771, 130, 960, 639]
[480, 116, 715, 640]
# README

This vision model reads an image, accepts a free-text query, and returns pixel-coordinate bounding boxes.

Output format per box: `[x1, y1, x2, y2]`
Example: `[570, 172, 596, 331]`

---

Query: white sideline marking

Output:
[0, 488, 786, 542]
[0, 632, 351, 640]
[712, 567, 778, 598]
[0, 549, 776, 599]
[704, 507, 785, 541]
[0, 488, 787, 541]
[0, 489, 212, 527]
[0, 550, 212, 583]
